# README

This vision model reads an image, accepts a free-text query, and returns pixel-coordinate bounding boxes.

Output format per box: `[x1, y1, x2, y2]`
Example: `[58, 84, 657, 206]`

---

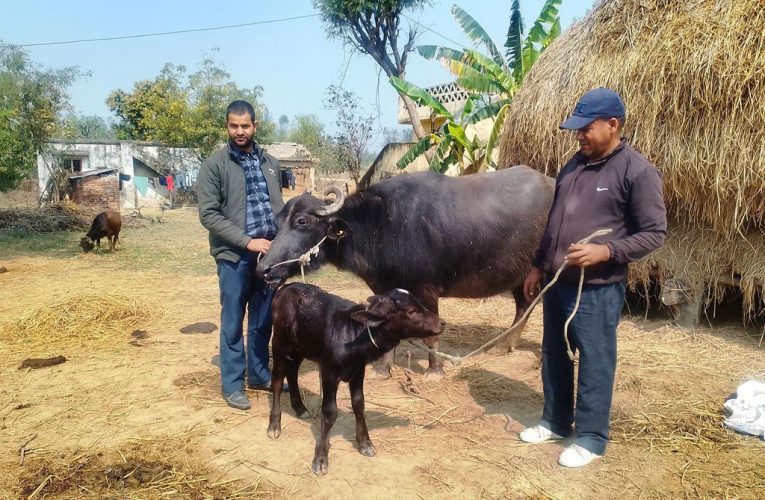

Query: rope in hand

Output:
[265, 236, 328, 283]
[409, 228, 613, 365]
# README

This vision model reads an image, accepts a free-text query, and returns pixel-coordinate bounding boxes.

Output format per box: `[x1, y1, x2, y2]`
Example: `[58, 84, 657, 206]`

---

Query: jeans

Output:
[217, 253, 275, 395]
[540, 279, 626, 455]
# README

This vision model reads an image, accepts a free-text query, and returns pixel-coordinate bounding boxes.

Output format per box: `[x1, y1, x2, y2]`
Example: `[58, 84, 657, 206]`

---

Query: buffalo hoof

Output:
[358, 442, 376, 457]
[267, 423, 281, 440]
[423, 367, 445, 381]
[311, 456, 329, 475]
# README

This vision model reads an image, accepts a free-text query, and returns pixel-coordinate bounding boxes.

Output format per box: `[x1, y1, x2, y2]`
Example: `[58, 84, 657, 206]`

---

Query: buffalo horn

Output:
[315, 186, 345, 216]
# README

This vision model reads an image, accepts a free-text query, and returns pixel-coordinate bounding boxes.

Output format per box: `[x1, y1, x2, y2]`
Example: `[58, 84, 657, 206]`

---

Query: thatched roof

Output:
[499, 0, 765, 236]
[499, 0, 765, 314]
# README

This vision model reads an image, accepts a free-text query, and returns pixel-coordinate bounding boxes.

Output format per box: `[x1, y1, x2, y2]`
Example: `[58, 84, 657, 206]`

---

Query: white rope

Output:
[412, 228, 613, 366]
[266, 235, 328, 283]
[367, 326, 380, 348]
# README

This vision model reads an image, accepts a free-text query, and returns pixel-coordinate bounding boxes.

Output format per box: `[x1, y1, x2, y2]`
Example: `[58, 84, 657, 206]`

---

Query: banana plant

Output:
[414, 0, 562, 169]
[391, 76, 488, 175]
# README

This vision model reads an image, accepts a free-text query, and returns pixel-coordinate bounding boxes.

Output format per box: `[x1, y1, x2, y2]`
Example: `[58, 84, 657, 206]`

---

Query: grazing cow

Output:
[267, 283, 445, 475]
[80, 210, 122, 253]
[256, 166, 555, 377]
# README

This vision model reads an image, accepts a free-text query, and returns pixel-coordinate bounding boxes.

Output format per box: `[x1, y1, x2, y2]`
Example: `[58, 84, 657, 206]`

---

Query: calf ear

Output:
[350, 309, 385, 328]
[326, 218, 349, 240]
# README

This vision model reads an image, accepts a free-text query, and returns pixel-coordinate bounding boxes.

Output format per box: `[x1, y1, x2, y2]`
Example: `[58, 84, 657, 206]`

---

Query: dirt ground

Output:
[1, 207, 764, 499]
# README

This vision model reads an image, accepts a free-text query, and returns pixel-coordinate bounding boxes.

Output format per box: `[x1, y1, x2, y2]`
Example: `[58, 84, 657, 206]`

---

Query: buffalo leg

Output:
[420, 294, 444, 379]
[349, 367, 375, 457]
[267, 355, 287, 439]
[286, 357, 309, 418]
[312, 367, 339, 475]
[491, 286, 531, 353]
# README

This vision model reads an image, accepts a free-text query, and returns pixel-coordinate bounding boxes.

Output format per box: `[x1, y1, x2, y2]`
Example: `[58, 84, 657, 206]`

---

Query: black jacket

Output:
[532, 139, 667, 285]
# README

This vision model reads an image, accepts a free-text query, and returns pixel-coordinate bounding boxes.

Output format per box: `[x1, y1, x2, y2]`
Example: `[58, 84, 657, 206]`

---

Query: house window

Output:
[62, 158, 83, 173]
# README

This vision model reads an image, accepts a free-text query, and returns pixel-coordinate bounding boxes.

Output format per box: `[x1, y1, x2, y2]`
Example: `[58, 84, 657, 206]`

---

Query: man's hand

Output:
[565, 243, 611, 267]
[246, 238, 271, 254]
[523, 266, 544, 302]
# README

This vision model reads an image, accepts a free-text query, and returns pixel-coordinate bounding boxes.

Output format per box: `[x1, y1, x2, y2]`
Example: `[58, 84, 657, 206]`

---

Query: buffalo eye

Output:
[294, 216, 309, 228]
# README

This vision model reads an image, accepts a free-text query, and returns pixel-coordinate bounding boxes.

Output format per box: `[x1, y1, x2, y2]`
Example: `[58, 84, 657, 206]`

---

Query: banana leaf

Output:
[486, 103, 510, 168]
[390, 76, 451, 118]
[451, 4, 506, 71]
[465, 98, 514, 125]
[429, 136, 453, 172]
[396, 134, 435, 170]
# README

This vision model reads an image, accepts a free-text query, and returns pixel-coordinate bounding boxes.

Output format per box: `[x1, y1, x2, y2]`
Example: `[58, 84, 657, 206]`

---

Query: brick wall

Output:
[70, 173, 120, 212]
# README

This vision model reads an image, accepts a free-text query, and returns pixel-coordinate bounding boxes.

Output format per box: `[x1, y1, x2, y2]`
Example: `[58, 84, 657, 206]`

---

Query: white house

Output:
[37, 140, 200, 210]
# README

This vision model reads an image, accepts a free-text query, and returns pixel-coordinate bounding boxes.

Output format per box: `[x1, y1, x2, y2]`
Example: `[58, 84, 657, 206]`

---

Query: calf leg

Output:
[267, 356, 288, 439]
[349, 367, 375, 457]
[490, 286, 530, 354]
[286, 357, 309, 418]
[312, 367, 339, 475]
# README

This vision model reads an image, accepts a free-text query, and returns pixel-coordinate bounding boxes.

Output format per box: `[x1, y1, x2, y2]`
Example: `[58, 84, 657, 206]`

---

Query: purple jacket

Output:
[532, 139, 667, 285]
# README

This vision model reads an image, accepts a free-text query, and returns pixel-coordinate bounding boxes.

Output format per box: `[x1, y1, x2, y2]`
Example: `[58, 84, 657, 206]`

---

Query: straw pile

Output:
[499, 0, 765, 315]
[2, 293, 159, 349]
[13, 438, 280, 499]
[0, 201, 92, 234]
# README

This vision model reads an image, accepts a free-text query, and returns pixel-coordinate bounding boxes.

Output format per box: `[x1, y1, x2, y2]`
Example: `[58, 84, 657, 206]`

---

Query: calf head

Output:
[350, 288, 445, 341]
[79, 237, 95, 253]
[257, 187, 346, 284]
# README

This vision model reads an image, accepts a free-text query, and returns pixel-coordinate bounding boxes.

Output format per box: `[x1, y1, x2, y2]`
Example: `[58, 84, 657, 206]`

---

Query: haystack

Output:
[499, 0, 765, 316]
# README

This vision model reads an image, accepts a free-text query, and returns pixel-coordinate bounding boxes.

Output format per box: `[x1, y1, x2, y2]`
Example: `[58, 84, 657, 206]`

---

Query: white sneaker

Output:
[558, 444, 601, 468]
[519, 425, 564, 444]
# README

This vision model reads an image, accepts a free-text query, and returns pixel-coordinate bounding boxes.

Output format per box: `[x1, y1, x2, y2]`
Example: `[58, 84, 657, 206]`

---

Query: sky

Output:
[2, 0, 595, 148]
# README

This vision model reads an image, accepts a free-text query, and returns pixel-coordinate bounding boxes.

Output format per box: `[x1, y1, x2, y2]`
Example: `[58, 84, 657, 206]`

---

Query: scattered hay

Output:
[2, 293, 159, 348]
[12, 438, 280, 499]
[612, 399, 732, 451]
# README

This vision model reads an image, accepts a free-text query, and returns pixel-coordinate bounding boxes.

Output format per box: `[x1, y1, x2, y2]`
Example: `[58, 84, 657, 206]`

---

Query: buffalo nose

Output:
[259, 266, 272, 279]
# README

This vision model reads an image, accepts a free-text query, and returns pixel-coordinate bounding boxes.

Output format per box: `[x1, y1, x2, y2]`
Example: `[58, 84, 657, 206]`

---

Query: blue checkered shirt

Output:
[230, 144, 278, 239]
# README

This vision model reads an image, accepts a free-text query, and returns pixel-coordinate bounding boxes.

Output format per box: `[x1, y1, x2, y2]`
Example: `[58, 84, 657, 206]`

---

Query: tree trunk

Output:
[400, 94, 428, 140]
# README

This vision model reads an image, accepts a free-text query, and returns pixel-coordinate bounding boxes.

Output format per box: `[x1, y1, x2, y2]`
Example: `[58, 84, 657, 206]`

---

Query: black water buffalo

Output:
[268, 283, 445, 474]
[256, 165, 555, 377]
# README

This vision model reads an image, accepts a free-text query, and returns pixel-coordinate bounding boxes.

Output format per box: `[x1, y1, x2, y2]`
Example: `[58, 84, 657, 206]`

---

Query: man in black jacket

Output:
[520, 88, 667, 467]
[198, 100, 285, 410]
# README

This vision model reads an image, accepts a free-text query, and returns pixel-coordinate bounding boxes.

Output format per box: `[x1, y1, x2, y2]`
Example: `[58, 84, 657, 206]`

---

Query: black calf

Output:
[267, 283, 445, 475]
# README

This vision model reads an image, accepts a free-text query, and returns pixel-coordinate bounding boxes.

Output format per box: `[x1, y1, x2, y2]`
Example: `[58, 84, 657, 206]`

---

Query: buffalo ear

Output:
[326, 218, 349, 240]
[350, 309, 385, 328]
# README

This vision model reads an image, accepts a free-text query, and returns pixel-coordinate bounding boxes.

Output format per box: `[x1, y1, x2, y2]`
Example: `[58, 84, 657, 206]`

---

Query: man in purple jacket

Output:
[520, 88, 667, 467]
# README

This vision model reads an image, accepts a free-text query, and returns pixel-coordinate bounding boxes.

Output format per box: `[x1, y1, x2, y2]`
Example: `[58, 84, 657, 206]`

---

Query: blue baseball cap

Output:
[559, 87, 626, 130]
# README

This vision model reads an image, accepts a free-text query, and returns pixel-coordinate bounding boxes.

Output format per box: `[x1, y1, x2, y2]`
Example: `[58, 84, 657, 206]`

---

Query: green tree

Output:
[276, 114, 290, 141]
[0, 43, 82, 191]
[107, 54, 273, 158]
[59, 113, 115, 140]
[313, 0, 433, 143]
[404, 0, 562, 171]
